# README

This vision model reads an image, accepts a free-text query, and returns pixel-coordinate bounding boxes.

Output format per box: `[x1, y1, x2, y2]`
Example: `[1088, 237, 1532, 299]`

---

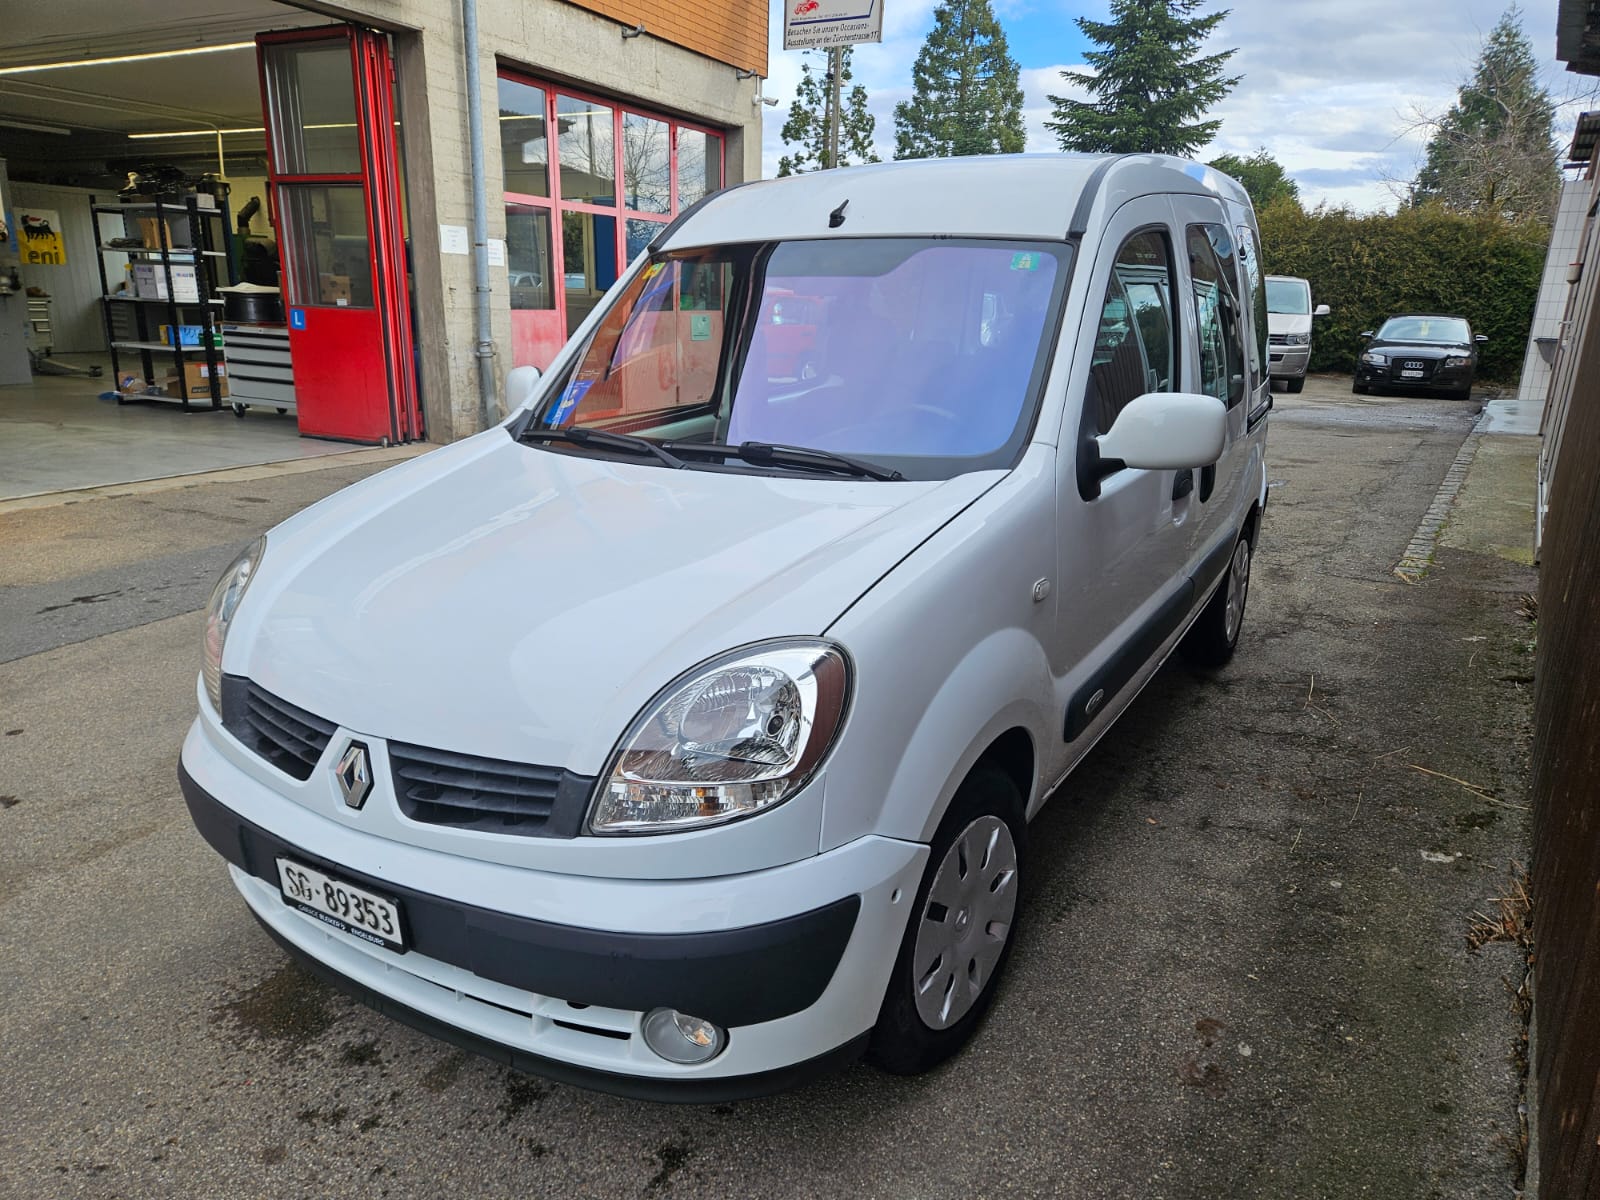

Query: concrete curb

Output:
[1393, 410, 1490, 583]
[0, 444, 429, 515]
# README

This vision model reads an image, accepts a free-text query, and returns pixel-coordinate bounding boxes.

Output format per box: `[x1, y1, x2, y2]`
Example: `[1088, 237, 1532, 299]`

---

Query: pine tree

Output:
[1412, 5, 1559, 223]
[777, 48, 880, 175]
[893, 0, 1026, 159]
[1207, 148, 1300, 211]
[1047, 0, 1240, 157]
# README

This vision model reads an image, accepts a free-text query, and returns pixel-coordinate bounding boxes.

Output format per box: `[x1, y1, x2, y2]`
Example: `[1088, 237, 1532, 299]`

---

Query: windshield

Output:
[1377, 315, 1471, 344]
[529, 237, 1070, 480]
[1265, 277, 1310, 315]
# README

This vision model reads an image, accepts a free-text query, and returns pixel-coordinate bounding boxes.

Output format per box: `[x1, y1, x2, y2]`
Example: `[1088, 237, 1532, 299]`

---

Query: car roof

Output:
[657, 154, 1255, 250]
[1381, 313, 1470, 322]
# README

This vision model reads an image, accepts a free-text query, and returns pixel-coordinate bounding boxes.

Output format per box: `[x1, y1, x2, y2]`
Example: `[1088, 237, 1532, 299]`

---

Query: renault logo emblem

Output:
[335, 742, 372, 809]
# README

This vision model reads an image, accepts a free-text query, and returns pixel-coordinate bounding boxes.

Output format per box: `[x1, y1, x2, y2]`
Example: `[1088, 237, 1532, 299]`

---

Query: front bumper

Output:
[1353, 361, 1471, 391]
[1268, 347, 1309, 378]
[179, 719, 927, 1099]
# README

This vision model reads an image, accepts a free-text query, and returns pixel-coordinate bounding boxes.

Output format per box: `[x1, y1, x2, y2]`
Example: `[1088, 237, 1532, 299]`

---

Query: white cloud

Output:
[763, 0, 1587, 212]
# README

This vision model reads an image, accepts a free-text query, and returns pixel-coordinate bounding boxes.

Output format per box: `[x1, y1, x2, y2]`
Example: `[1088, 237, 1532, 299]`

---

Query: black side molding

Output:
[179, 762, 859, 1028]
[1063, 527, 1242, 742]
[1064, 579, 1194, 741]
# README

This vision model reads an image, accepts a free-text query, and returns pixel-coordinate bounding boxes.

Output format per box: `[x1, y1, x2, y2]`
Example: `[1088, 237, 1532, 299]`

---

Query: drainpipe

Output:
[462, 0, 499, 426]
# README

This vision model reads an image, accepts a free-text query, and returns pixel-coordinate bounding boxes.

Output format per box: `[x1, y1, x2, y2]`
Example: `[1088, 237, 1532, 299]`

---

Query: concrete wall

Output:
[9, 182, 116, 354]
[314, 0, 767, 443]
[0, 156, 33, 386]
[1517, 178, 1588, 404]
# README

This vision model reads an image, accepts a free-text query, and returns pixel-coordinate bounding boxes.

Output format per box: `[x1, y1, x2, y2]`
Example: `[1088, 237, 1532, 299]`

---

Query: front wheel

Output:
[1181, 530, 1253, 668]
[868, 766, 1023, 1075]
[1286, 376, 1305, 394]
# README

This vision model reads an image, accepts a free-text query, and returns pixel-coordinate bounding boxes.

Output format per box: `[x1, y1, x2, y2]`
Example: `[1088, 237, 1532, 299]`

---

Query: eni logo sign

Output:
[18, 209, 65, 266]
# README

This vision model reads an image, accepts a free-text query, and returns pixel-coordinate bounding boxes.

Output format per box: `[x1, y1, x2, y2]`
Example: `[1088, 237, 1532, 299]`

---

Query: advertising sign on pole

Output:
[783, 0, 883, 51]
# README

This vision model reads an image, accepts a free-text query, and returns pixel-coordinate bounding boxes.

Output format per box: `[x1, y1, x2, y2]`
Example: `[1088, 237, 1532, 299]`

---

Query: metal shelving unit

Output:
[92, 195, 239, 411]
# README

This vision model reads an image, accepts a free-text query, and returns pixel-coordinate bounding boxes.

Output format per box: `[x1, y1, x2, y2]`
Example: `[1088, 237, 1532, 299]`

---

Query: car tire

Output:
[1286, 377, 1305, 394]
[1352, 380, 1369, 395]
[1180, 528, 1253, 668]
[867, 765, 1024, 1076]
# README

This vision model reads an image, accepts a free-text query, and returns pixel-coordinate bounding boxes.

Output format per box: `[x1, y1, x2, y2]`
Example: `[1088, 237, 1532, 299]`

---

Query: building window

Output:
[498, 69, 725, 370]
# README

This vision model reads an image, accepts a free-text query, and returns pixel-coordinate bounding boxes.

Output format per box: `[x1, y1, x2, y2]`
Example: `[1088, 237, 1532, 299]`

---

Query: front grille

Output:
[1395, 358, 1436, 379]
[1268, 333, 1290, 346]
[389, 742, 592, 837]
[221, 676, 336, 781]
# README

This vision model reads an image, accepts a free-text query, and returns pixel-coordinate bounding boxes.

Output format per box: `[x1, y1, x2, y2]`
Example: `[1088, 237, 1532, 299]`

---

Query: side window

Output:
[1236, 225, 1270, 390]
[1088, 230, 1175, 433]
[1186, 225, 1244, 408]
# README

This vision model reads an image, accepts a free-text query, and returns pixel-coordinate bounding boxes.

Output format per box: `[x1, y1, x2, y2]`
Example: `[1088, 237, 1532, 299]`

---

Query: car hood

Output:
[1267, 312, 1311, 336]
[1368, 340, 1472, 358]
[229, 433, 1001, 773]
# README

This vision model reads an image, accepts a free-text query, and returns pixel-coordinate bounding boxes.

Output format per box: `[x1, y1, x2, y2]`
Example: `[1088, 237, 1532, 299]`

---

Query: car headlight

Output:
[1287, 332, 1311, 346]
[589, 640, 851, 835]
[202, 537, 266, 713]
[1361, 351, 1388, 365]
[1443, 355, 1470, 368]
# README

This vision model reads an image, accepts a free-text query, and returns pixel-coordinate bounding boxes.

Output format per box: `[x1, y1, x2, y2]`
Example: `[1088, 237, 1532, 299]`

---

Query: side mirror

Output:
[1313, 304, 1331, 317]
[1096, 391, 1226, 471]
[505, 364, 543, 411]
[1475, 334, 1488, 344]
[1359, 330, 1375, 340]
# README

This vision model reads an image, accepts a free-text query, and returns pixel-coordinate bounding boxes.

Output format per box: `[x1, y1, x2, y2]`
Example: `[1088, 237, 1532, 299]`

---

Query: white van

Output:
[180, 155, 1272, 1100]
[1265, 274, 1330, 392]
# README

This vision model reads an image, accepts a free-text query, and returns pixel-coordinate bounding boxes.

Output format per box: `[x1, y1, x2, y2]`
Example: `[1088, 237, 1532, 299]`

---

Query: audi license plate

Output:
[1401, 369, 1425, 378]
[277, 857, 405, 951]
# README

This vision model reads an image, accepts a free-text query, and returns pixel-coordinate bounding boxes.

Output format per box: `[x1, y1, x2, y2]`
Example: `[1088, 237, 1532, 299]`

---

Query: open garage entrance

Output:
[0, 0, 422, 500]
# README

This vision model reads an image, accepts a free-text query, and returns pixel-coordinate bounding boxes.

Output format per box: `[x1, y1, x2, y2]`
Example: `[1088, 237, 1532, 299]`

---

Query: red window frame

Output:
[497, 68, 726, 364]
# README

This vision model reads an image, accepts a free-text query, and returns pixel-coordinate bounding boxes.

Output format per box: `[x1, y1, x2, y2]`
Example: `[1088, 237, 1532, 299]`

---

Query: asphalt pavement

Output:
[0, 382, 1536, 1199]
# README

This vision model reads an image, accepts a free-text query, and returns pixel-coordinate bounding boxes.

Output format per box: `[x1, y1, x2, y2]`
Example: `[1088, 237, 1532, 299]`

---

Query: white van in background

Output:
[1265, 275, 1329, 393]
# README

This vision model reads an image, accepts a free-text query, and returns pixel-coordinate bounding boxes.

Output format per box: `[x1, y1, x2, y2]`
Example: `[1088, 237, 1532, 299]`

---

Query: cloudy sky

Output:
[761, 0, 1594, 210]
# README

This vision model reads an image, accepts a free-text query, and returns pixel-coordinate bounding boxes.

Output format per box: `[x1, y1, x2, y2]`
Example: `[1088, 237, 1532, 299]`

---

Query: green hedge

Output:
[1257, 201, 1549, 382]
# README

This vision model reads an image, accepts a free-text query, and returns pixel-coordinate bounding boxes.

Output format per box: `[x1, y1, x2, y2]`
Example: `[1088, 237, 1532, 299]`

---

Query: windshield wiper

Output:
[661, 439, 903, 482]
[519, 426, 685, 469]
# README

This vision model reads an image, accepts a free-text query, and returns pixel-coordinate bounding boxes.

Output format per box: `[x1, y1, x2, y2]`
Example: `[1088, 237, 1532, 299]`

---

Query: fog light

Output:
[642, 1008, 727, 1065]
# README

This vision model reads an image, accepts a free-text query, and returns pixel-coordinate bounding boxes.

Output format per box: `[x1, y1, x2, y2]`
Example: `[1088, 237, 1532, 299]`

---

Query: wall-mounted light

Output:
[621, 22, 645, 39]
[735, 68, 759, 80]
[0, 41, 254, 76]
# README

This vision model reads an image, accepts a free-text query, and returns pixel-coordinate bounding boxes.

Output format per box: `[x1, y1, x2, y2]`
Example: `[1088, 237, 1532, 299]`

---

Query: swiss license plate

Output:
[1400, 369, 1425, 378]
[277, 857, 405, 951]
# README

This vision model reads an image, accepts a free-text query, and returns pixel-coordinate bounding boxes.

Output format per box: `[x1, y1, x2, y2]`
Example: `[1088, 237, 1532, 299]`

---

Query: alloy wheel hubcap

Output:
[911, 814, 1019, 1030]
[1224, 539, 1251, 643]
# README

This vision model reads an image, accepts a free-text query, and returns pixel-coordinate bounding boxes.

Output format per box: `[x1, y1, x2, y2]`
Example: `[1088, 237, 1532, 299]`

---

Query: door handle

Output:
[1172, 469, 1194, 501]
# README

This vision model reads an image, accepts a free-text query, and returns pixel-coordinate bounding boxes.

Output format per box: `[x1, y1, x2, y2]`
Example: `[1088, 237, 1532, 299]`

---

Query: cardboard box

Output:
[164, 360, 229, 400]
[136, 217, 172, 250]
[319, 273, 352, 304]
[133, 262, 199, 303]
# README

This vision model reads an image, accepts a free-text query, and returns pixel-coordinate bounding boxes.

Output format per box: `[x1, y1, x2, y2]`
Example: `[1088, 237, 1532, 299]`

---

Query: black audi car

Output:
[1352, 314, 1486, 399]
